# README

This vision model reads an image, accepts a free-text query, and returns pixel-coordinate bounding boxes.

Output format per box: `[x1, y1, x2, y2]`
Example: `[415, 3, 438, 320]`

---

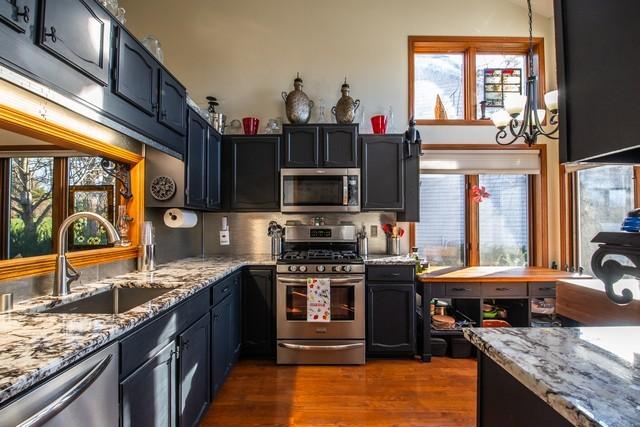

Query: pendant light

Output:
[491, 0, 559, 146]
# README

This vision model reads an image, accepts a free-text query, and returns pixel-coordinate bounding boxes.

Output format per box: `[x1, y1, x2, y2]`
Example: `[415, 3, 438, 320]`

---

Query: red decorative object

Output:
[242, 117, 260, 135]
[471, 185, 490, 203]
[382, 223, 404, 237]
[371, 115, 388, 134]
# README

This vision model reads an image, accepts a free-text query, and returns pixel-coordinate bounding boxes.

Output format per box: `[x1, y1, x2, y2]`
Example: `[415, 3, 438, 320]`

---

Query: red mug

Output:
[242, 117, 260, 135]
[371, 115, 388, 134]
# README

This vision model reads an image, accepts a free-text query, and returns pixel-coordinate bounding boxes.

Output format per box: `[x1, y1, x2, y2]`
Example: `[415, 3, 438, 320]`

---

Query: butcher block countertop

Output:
[417, 266, 588, 283]
[556, 279, 640, 326]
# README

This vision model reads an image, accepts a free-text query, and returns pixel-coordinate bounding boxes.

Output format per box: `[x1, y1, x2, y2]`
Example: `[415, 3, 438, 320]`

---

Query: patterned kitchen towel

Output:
[307, 277, 331, 322]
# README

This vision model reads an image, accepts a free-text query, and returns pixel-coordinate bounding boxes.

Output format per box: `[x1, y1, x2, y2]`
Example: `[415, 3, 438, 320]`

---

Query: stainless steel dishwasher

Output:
[0, 342, 119, 426]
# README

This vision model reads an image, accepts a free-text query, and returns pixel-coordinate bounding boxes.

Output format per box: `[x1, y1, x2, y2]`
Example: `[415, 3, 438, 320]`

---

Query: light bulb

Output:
[504, 94, 526, 116]
[544, 90, 558, 114]
[516, 109, 546, 123]
[491, 110, 511, 129]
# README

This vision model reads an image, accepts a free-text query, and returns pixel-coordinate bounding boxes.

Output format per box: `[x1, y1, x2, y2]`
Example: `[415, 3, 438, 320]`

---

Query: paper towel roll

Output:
[164, 209, 198, 228]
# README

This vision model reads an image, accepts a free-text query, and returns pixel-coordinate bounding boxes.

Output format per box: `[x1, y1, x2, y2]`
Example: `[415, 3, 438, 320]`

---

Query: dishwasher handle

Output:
[18, 354, 113, 427]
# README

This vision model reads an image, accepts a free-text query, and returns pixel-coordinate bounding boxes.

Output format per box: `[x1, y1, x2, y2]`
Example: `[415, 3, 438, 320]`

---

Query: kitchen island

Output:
[465, 326, 640, 427]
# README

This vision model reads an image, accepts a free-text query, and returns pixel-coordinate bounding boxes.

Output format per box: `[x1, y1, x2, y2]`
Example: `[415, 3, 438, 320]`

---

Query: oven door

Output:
[281, 168, 360, 213]
[277, 274, 365, 339]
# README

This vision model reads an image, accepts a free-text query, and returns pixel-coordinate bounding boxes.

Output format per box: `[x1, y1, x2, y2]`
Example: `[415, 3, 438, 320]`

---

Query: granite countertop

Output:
[363, 255, 418, 265]
[0, 255, 276, 405]
[465, 327, 640, 427]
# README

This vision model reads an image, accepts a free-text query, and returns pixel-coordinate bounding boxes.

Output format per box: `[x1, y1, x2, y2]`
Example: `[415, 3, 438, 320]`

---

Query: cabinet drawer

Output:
[529, 282, 556, 297]
[120, 289, 208, 378]
[212, 274, 235, 306]
[367, 266, 415, 282]
[482, 283, 527, 297]
[445, 283, 481, 298]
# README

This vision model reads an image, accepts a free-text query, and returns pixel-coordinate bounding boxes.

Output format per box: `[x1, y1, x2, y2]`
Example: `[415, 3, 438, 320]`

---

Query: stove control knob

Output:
[299, 266, 307, 272]
[288, 265, 298, 272]
[332, 266, 340, 272]
[316, 265, 325, 272]
[343, 265, 352, 272]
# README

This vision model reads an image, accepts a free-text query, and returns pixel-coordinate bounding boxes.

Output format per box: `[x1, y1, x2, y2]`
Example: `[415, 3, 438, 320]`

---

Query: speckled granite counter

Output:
[363, 255, 417, 265]
[465, 327, 640, 427]
[0, 255, 275, 405]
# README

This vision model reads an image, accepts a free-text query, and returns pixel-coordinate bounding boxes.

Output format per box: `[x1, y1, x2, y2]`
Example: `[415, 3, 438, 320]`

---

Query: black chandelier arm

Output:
[590, 246, 639, 305]
[495, 118, 525, 145]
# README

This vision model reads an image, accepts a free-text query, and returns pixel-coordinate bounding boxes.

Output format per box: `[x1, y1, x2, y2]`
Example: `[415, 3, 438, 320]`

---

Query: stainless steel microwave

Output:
[281, 168, 360, 213]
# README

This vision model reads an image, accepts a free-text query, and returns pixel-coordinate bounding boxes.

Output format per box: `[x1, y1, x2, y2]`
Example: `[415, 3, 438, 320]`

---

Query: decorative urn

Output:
[281, 73, 314, 124]
[332, 79, 360, 124]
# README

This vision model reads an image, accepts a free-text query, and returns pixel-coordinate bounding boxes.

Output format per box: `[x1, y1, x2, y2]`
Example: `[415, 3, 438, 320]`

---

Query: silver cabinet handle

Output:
[279, 342, 364, 351]
[343, 175, 348, 205]
[18, 354, 113, 427]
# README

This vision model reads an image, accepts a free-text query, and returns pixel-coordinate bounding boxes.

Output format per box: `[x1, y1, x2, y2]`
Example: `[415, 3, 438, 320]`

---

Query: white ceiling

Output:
[506, 0, 554, 18]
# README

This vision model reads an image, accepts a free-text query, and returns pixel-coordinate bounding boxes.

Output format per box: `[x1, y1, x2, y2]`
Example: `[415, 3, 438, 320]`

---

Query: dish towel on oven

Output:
[307, 278, 330, 322]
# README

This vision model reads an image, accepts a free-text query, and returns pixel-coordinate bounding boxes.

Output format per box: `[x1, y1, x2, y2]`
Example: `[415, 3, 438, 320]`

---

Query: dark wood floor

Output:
[201, 358, 477, 427]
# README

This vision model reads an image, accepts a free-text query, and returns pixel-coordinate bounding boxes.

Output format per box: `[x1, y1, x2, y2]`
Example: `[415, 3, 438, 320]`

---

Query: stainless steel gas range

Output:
[276, 223, 365, 365]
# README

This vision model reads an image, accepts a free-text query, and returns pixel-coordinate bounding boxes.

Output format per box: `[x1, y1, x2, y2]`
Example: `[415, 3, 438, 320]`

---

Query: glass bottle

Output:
[387, 105, 396, 133]
[117, 205, 132, 247]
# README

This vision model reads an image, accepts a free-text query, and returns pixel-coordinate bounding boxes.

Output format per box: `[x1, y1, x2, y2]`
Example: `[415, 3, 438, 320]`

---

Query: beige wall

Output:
[122, 0, 561, 264]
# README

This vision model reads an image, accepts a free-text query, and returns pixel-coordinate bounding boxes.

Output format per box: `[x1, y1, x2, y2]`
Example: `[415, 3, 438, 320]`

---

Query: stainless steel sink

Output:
[43, 287, 174, 314]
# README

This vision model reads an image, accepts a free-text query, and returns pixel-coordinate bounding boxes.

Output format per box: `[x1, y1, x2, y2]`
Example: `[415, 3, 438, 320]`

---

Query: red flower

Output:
[471, 185, 490, 203]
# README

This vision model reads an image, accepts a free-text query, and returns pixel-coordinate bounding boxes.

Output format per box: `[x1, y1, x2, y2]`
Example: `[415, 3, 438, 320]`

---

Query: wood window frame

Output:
[408, 36, 546, 126]
[559, 164, 640, 271]
[0, 104, 145, 281]
[410, 144, 549, 267]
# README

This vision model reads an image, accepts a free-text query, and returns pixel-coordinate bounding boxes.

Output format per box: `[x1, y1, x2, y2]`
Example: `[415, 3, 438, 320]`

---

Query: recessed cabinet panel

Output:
[159, 70, 187, 135]
[367, 282, 416, 355]
[179, 313, 210, 427]
[38, 0, 111, 85]
[242, 269, 275, 357]
[115, 28, 158, 116]
[283, 126, 320, 167]
[185, 110, 208, 209]
[206, 131, 222, 210]
[0, 0, 35, 34]
[362, 135, 405, 211]
[211, 296, 231, 397]
[323, 126, 358, 167]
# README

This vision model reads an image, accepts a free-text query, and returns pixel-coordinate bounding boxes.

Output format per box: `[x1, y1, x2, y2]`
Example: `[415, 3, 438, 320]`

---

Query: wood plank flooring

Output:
[201, 358, 477, 427]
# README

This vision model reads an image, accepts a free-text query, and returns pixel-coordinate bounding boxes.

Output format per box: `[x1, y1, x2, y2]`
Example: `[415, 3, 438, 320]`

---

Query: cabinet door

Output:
[230, 273, 242, 362]
[229, 136, 280, 211]
[211, 296, 231, 397]
[159, 69, 187, 135]
[115, 28, 158, 116]
[397, 141, 420, 222]
[121, 341, 177, 427]
[206, 130, 222, 210]
[178, 313, 210, 427]
[323, 125, 358, 167]
[366, 283, 416, 355]
[0, 0, 35, 34]
[185, 109, 208, 209]
[283, 125, 320, 167]
[362, 135, 405, 211]
[38, 0, 111, 85]
[242, 268, 275, 357]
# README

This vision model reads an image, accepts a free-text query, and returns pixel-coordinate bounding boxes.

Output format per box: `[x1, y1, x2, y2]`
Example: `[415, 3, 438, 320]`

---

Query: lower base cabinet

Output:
[211, 295, 232, 397]
[178, 313, 211, 427]
[121, 340, 177, 427]
[242, 268, 275, 358]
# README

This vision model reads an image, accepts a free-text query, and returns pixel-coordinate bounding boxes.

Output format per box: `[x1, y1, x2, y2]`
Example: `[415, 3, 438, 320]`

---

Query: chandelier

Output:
[491, 0, 559, 146]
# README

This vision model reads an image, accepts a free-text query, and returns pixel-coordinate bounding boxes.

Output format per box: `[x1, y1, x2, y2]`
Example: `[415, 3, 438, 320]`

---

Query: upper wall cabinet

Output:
[0, 0, 36, 34]
[361, 135, 405, 211]
[159, 70, 187, 135]
[283, 124, 358, 168]
[114, 28, 158, 116]
[37, 0, 111, 85]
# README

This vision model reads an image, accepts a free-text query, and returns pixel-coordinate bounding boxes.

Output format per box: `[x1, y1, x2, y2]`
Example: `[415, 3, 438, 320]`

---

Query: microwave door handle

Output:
[343, 175, 348, 205]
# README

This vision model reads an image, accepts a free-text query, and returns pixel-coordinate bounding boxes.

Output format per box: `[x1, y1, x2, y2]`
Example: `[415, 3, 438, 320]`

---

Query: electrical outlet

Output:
[219, 230, 230, 246]
[370, 225, 378, 238]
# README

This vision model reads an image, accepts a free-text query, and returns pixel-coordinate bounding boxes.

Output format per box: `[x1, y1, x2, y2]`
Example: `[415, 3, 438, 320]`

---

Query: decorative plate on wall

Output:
[150, 176, 176, 201]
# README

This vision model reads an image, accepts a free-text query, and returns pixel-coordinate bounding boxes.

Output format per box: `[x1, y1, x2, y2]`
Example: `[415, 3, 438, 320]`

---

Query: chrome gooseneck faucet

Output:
[54, 212, 120, 296]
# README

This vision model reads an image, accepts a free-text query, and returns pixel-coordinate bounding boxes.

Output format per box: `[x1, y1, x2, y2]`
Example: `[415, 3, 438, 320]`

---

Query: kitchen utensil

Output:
[332, 78, 360, 124]
[371, 114, 388, 134]
[357, 225, 368, 256]
[242, 117, 260, 135]
[432, 314, 456, 329]
[281, 73, 314, 124]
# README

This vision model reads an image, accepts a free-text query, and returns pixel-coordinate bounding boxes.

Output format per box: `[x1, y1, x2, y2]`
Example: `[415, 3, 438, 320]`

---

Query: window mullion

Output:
[466, 47, 477, 121]
[0, 159, 8, 259]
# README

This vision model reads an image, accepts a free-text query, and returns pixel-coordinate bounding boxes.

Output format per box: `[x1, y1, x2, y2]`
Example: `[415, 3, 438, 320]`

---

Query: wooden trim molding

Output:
[466, 175, 479, 266]
[408, 36, 546, 125]
[559, 164, 575, 268]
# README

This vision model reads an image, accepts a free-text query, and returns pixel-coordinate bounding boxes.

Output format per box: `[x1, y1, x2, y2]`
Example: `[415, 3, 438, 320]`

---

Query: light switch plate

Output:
[219, 230, 230, 246]
[370, 225, 378, 238]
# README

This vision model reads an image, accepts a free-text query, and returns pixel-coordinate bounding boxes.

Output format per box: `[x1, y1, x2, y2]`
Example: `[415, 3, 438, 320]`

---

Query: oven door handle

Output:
[279, 342, 364, 351]
[278, 278, 363, 285]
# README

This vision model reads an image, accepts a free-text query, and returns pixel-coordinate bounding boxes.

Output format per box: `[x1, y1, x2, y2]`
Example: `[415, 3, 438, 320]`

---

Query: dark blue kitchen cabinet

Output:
[206, 129, 222, 210]
[37, 0, 112, 85]
[366, 266, 416, 356]
[211, 294, 232, 397]
[242, 268, 275, 358]
[283, 124, 358, 168]
[0, 0, 35, 34]
[121, 340, 177, 427]
[224, 136, 280, 211]
[178, 313, 210, 427]
[283, 125, 320, 167]
[361, 135, 405, 211]
[185, 109, 208, 209]
[230, 272, 243, 362]
[114, 27, 158, 116]
[159, 69, 187, 135]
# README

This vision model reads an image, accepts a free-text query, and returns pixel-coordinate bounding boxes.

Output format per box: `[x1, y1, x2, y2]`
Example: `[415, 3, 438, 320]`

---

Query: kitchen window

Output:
[409, 36, 545, 125]
[412, 145, 546, 267]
